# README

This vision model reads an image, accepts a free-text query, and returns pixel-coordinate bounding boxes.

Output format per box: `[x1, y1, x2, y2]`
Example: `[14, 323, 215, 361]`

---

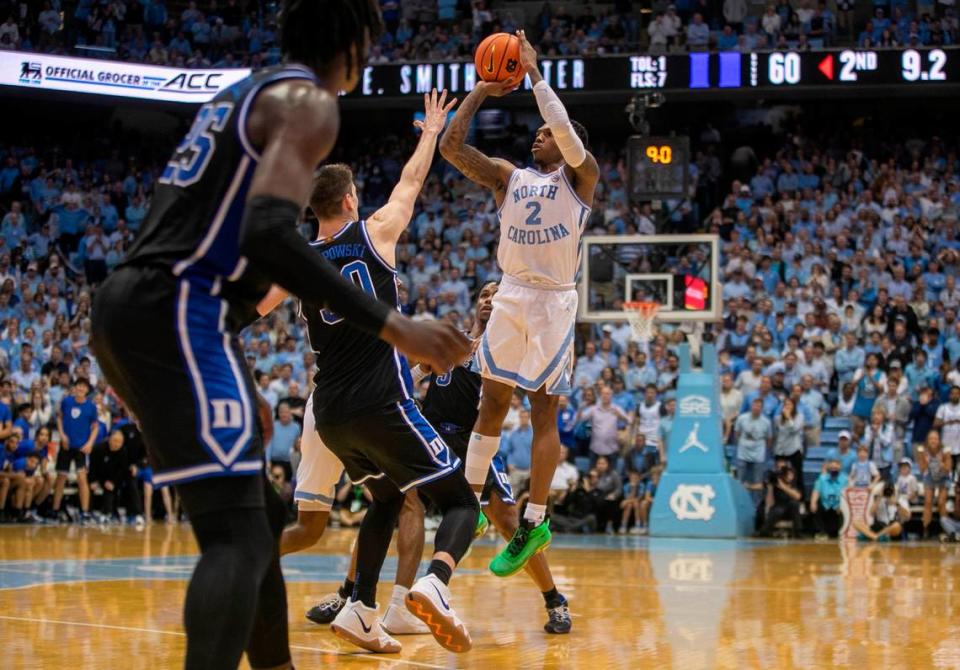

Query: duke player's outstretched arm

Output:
[240, 80, 472, 371]
[367, 89, 458, 264]
[516, 30, 599, 205]
[438, 82, 517, 207]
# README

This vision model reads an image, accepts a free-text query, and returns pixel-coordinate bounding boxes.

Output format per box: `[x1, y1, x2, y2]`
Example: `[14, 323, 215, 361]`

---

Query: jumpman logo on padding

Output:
[679, 423, 708, 454]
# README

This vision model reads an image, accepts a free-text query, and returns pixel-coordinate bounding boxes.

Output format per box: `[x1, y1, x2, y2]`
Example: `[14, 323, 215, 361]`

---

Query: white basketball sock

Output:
[524, 503, 547, 525]
[390, 584, 409, 606]
[465, 432, 500, 500]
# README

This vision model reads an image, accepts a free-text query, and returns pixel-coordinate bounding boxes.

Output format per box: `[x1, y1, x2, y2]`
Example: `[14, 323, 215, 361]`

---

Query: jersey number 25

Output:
[159, 102, 233, 188]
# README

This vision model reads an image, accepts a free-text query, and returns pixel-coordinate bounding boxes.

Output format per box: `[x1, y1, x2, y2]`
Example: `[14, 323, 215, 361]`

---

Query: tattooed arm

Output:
[439, 80, 517, 208]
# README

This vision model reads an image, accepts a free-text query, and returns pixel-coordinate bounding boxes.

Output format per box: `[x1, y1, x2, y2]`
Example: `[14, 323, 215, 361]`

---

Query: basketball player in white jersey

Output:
[439, 30, 599, 574]
[637, 384, 663, 461]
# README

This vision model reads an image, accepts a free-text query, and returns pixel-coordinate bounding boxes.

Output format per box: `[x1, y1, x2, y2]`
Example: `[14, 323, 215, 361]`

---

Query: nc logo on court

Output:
[669, 484, 716, 521]
[679, 395, 711, 416]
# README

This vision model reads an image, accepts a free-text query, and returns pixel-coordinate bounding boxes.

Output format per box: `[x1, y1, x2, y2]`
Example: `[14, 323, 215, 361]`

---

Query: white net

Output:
[625, 302, 660, 344]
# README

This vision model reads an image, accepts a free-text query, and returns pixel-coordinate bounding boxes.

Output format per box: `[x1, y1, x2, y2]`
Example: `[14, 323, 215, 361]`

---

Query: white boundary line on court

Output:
[0, 615, 449, 669]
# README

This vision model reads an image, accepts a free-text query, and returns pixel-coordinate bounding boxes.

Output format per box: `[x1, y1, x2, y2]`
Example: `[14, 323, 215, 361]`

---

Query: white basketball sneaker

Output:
[330, 598, 401, 654]
[405, 574, 472, 653]
[382, 601, 430, 635]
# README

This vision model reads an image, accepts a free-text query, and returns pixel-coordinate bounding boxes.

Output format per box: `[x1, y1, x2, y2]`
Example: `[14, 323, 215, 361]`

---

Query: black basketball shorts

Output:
[316, 398, 461, 493]
[92, 267, 264, 515]
[55, 449, 87, 474]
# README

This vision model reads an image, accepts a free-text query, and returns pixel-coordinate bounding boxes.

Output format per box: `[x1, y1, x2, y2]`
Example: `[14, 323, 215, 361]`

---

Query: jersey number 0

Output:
[319, 260, 377, 325]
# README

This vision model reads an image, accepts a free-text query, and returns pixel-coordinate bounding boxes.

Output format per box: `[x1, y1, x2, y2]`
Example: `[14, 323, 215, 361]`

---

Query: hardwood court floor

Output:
[1, 524, 959, 670]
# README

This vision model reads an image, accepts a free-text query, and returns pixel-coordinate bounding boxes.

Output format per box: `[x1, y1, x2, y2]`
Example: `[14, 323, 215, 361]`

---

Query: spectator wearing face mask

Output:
[810, 458, 847, 539]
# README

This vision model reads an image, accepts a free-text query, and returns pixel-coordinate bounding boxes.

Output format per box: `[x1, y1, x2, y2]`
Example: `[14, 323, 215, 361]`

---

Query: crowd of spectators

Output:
[3, 102, 960, 538]
[2, 1, 958, 66]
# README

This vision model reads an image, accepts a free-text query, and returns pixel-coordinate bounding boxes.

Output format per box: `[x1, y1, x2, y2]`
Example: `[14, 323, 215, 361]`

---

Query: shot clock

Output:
[628, 136, 689, 201]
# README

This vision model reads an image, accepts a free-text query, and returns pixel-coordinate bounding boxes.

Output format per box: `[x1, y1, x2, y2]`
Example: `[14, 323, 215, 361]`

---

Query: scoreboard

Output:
[627, 136, 690, 201]
[344, 47, 959, 99]
[1, 47, 956, 105]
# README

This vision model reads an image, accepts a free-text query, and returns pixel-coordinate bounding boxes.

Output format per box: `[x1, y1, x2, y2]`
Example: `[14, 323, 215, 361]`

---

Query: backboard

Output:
[577, 234, 721, 323]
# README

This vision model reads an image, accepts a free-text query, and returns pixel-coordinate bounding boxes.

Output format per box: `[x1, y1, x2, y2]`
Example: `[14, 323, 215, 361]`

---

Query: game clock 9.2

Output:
[756, 48, 954, 87]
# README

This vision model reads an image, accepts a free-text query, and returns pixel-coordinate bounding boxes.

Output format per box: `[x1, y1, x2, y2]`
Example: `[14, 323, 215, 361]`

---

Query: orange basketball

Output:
[474, 32, 524, 86]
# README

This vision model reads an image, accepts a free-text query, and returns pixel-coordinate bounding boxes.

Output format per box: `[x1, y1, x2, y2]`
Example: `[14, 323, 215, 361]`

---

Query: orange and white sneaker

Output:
[405, 574, 472, 653]
[330, 598, 401, 654]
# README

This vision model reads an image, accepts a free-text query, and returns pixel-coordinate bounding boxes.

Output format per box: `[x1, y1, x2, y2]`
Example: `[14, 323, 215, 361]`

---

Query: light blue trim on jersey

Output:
[293, 489, 335, 505]
[560, 165, 592, 211]
[479, 323, 575, 392]
[497, 169, 520, 216]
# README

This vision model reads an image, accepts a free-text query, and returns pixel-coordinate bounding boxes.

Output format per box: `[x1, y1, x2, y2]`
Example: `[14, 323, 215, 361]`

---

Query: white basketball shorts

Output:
[476, 275, 577, 395]
[293, 394, 345, 511]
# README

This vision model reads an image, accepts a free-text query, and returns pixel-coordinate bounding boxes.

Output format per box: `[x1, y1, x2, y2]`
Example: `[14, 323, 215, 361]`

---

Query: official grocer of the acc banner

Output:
[0, 51, 250, 103]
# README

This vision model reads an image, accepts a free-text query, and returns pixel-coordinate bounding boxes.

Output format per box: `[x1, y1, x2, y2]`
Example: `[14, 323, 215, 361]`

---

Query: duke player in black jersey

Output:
[90, 2, 470, 668]
[258, 92, 459, 639]
[256, 91, 478, 655]
[315, 282, 573, 634]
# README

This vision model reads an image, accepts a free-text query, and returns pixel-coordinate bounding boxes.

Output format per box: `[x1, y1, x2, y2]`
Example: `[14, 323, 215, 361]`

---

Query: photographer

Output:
[758, 459, 802, 537]
[852, 482, 910, 542]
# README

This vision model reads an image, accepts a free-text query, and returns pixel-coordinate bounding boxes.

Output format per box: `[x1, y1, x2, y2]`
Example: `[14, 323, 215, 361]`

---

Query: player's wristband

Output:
[240, 195, 391, 336]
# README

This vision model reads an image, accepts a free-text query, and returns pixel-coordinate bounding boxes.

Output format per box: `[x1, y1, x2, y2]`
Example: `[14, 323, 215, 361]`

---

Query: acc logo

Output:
[19, 61, 42, 83]
[162, 72, 223, 91]
[669, 484, 716, 521]
[505, 58, 519, 74]
[679, 395, 711, 416]
[70, 408, 81, 419]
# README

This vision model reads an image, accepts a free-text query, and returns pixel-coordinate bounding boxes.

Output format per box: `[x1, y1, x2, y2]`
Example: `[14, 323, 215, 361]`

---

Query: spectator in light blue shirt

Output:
[810, 459, 848, 538]
[717, 24, 739, 50]
[750, 172, 775, 200]
[686, 13, 710, 49]
[826, 432, 859, 474]
[268, 403, 300, 478]
[735, 399, 772, 503]
[574, 341, 607, 387]
[124, 195, 147, 230]
[98, 194, 119, 232]
[501, 409, 533, 491]
[834, 332, 865, 385]
[742, 376, 781, 419]
[777, 165, 800, 193]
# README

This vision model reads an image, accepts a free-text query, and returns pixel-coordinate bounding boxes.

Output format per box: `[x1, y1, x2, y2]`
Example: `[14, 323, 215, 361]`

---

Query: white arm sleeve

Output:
[532, 80, 586, 168]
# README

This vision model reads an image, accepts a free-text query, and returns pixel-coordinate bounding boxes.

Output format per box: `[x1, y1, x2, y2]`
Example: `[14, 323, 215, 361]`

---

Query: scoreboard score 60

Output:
[628, 136, 690, 201]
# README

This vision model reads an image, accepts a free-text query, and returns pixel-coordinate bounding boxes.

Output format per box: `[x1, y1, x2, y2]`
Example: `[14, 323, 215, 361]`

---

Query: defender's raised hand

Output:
[414, 88, 458, 134]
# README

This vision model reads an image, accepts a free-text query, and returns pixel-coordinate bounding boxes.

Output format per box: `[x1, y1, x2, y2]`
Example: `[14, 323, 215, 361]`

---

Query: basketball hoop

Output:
[624, 301, 660, 343]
